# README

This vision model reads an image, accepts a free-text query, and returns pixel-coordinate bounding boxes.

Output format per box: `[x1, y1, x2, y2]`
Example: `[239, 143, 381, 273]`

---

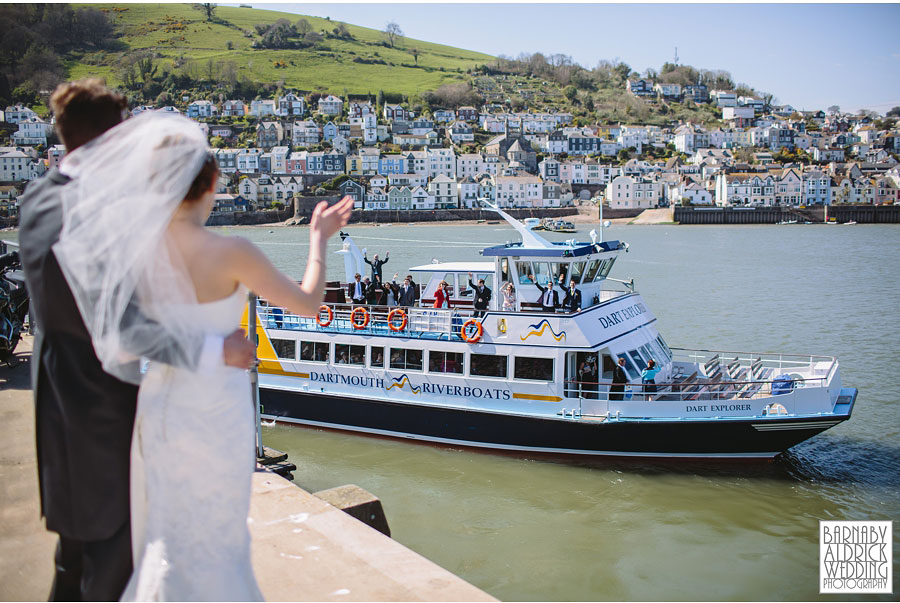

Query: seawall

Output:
[674, 204, 899, 224]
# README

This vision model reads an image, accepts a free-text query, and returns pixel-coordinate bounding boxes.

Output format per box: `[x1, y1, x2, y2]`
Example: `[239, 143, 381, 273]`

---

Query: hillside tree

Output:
[196, 3, 216, 22]
[410, 47, 420, 65]
[383, 22, 403, 48]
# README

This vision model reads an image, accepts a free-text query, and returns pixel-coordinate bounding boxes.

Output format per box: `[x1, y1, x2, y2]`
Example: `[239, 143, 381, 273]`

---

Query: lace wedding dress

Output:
[123, 286, 263, 601]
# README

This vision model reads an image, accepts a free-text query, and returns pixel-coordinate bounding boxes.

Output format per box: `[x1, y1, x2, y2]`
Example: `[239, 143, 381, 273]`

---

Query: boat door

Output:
[565, 351, 607, 414]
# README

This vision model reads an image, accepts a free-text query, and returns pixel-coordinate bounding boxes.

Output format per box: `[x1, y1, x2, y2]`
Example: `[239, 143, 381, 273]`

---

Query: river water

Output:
[6, 222, 898, 600]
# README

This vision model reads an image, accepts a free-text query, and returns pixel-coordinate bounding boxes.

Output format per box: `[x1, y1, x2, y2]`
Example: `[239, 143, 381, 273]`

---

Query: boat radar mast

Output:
[479, 201, 555, 249]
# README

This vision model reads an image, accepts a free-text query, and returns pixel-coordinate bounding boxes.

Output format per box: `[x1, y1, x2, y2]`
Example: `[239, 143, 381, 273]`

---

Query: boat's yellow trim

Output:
[512, 393, 564, 402]
[241, 304, 309, 378]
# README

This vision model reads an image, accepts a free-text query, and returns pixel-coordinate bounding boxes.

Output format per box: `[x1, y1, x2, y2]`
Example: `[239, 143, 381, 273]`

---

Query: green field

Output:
[66, 3, 494, 96]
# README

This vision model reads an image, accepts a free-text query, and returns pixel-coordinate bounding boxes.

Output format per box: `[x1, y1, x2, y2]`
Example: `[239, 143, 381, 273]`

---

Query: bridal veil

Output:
[53, 111, 212, 384]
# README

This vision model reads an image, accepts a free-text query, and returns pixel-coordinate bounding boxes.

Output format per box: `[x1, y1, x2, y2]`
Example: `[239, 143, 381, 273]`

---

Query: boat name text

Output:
[597, 303, 648, 329]
[309, 371, 511, 400]
[686, 404, 753, 412]
[421, 383, 511, 400]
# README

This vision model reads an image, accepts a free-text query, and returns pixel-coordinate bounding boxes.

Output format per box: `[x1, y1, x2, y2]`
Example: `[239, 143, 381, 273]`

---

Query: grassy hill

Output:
[67, 3, 494, 97]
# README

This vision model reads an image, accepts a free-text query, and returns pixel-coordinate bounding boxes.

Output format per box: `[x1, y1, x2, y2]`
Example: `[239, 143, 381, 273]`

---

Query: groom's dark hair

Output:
[50, 78, 127, 152]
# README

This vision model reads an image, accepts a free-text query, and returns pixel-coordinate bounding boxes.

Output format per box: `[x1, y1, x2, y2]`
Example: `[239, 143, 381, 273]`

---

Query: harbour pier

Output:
[0, 337, 495, 602]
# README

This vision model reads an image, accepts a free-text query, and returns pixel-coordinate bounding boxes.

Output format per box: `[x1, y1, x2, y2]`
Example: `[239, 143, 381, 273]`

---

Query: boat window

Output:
[570, 261, 586, 284]
[640, 344, 657, 365]
[532, 262, 551, 286]
[428, 351, 464, 374]
[584, 259, 602, 281]
[370, 346, 385, 368]
[300, 341, 330, 363]
[515, 261, 533, 285]
[595, 259, 615, 281]
[500, 258, 510, 284]
[470, 353, 508, 378]
[335, 344, 365, 366]
[617, 353, 639, 380]
[464, 273, 493, 296]
[601, 353, 616, 379]
[628, 349, 647, 371]
[656, 335, 673, 361]
[514, 357, 554, 381]
[390, 348, 423, 371]
[271, 339, 296, 360]
[551, 262, 567, 285]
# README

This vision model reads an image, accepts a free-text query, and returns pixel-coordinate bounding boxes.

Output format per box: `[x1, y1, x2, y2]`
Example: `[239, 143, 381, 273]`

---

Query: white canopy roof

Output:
[408, 262, 494, 273]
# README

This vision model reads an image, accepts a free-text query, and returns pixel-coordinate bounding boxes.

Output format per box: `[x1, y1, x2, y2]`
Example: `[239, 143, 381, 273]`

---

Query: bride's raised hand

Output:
[310, 196, 354, 241]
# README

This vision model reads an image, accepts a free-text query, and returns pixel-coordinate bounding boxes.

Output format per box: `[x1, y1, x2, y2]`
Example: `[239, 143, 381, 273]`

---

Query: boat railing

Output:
[563, 371, 827, 418]
[670, 347, 836, 378]
[257, 301, 478, 340]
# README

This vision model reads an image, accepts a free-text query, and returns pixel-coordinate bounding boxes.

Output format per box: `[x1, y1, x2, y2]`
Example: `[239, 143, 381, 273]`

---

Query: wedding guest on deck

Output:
[468, 272, 492, 318]
[364, 250, 389, 281]
[500, 282, 517, 311]
[348, 272, 367, 304]
[562, 279, 582, 313]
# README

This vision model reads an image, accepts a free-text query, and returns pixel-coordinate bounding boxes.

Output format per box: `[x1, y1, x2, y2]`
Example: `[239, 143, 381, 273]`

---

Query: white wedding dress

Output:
[123, 285, 263, 601]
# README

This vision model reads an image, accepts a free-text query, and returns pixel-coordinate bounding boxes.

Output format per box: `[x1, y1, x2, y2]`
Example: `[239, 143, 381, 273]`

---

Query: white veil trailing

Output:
[53, 111, 212, 384]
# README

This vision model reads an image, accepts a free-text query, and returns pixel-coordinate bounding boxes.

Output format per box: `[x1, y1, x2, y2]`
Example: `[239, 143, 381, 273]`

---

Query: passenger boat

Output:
[244, 207, 856, 460]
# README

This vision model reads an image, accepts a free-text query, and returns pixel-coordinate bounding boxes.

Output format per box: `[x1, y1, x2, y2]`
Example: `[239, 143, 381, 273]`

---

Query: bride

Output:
[53, 112, 352, 601]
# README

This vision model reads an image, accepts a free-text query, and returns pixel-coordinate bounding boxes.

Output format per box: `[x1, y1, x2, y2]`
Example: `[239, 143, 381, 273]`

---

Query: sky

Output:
[251, 2, 900, 114]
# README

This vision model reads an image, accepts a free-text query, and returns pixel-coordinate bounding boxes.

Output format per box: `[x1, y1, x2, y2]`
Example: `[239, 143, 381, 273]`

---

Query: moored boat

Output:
[244, 207, 856, 460]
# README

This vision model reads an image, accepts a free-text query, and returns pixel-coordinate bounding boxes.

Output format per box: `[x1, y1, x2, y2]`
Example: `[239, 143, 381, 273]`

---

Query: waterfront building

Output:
[715, 172, 776, 206]
[428, 174, 459, 209]
[606, 175, 661, 209]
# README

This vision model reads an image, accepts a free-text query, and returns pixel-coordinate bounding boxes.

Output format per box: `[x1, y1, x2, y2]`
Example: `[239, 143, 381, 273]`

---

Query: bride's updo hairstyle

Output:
[184, 153, 219, 202]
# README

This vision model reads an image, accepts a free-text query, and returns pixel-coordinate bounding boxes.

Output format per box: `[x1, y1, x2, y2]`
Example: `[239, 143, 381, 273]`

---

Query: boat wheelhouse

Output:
[244, 207, 856, 460]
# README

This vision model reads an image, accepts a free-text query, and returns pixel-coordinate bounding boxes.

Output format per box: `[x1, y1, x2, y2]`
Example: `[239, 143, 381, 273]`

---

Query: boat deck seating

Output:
[738, 358, 772, 399]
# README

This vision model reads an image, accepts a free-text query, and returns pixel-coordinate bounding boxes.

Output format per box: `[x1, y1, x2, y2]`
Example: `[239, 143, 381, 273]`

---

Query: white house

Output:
[493, 174, 543, 208]
[250, 99, 276, 117]
[710, 90, 737, 107]
[605, 175, 660, 209]
[3, 105, 38, 124]
[428, 174, 458, 209]
[292, 120, 321, 146]
[187, 100, 216, 119]
[12, 117, 52, 146]
[0, 148, 33, 181]
[317, 95, 343, 116]
[428, 147, 457, 179]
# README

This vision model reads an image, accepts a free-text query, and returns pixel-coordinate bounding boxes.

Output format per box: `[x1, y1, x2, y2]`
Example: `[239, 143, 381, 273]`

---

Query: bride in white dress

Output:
[52, 112, 352, 601]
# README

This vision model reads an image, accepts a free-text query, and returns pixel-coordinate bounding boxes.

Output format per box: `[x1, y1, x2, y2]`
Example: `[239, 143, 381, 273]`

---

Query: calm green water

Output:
[7, 223, 898, 600]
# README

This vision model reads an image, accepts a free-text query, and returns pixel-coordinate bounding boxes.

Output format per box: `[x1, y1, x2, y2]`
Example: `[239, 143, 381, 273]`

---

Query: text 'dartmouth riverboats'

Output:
[242, 206, 856, 460]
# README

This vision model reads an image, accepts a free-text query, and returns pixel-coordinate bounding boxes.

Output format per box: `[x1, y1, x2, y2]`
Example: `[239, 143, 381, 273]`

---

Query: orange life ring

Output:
[350, 306, 370, 329]
[316, 305, 333, 327]
[387, 308, 407, 331]
[460, 319, 483, 343]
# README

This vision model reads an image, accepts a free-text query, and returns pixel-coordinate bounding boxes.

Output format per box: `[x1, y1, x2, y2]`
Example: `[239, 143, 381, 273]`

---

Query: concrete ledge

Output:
[314, 484, 392, 537]
[250, 470, 495, 601]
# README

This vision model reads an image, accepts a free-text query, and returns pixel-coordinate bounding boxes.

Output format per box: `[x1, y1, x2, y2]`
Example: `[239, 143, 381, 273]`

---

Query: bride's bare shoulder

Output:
[210, 233, 263, 262]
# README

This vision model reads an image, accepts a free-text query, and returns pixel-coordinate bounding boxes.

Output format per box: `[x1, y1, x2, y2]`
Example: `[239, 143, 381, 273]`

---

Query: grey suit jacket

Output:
[20, 169, 141, 541]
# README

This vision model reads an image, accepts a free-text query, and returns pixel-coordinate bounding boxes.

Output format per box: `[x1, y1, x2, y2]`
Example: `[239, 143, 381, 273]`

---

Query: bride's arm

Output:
[225, 198, 353, 316]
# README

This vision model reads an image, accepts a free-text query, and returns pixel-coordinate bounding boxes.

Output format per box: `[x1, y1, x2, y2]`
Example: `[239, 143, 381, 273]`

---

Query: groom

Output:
[19, 79, 257, 601]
